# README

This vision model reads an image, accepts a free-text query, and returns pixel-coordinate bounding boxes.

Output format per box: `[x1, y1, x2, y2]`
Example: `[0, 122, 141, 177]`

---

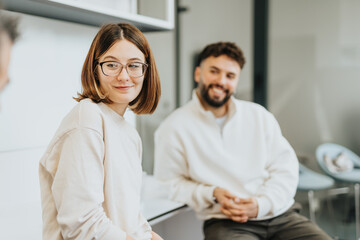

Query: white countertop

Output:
[140, 174, 188, 225]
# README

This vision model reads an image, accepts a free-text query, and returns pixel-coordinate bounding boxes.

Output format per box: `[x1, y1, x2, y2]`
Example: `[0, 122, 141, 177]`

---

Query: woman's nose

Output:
[117, 67, 130, 81]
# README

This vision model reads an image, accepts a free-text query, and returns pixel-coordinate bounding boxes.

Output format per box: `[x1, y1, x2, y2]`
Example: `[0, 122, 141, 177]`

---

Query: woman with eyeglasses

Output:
[39, 23, 162, 240]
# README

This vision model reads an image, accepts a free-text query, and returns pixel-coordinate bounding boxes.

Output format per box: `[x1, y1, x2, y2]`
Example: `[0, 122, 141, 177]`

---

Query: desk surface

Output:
[141, 174, 188, 225]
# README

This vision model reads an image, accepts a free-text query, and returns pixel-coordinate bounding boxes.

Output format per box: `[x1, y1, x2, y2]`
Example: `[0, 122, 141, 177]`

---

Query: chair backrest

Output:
[316, 143, 360, 175]
[298, 162, 334, 190]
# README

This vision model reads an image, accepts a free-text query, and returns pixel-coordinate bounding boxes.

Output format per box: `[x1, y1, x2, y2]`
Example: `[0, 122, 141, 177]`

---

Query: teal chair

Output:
[297, 163, 334, 222]
[316, 143, 360, 240]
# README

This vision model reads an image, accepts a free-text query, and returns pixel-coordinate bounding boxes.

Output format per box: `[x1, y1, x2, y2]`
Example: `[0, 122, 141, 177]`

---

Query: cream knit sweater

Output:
[39, 99, 151, 240]
[154, 92, 299, 221]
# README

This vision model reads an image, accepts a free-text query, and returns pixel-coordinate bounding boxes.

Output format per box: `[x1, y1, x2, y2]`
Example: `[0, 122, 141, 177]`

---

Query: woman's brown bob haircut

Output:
[75, 23, 161, 115]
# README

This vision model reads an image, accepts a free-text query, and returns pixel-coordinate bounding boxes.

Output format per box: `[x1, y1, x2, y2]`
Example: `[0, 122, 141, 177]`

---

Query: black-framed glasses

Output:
[98, 61, 148, 77]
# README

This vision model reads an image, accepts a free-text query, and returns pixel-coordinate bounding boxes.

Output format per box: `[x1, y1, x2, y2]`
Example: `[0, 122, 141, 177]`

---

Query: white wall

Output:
[268, 0, 360, 166]
[0, 12, 98, 151]
[0, 147, 44, 239]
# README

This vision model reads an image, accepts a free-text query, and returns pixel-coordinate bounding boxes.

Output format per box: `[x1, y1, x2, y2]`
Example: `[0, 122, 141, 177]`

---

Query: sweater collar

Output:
[192, 90, 237, 119]
[98, 102, 125, 123]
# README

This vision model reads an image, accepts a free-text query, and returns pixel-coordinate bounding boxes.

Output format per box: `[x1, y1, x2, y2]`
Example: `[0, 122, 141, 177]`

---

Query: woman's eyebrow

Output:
[103, 55, 118, 61]
[102, 56, 144, 62]
[128, 57, 144, 62]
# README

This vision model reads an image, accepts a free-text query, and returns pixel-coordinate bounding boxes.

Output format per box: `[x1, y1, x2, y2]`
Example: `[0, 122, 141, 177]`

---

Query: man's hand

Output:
[220, 197, 258, 223]
[213, 188, 258, 223]
[213, 187, 238, 207]
[151, 231, 164, 240]
[126, 234, 135, 240]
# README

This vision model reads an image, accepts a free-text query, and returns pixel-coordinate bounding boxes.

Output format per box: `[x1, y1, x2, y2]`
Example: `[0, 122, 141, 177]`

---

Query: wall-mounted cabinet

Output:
[3, 0, 174, 32]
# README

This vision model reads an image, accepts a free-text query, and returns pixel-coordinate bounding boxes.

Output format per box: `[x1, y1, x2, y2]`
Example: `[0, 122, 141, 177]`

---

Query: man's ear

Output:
[194, 66, 201, 83]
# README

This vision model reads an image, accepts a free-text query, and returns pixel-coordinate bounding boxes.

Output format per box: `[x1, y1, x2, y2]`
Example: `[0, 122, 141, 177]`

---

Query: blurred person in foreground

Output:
[0, 11, 18, 103]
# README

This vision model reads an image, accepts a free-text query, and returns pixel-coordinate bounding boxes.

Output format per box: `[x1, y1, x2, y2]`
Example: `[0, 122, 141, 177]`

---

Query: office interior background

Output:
[0, 0, 359, 239]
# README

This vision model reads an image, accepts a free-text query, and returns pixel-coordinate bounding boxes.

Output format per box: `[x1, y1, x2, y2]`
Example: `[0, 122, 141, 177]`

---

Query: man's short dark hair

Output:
[0, 12, 19, 42]
[197, 42, 246, 69]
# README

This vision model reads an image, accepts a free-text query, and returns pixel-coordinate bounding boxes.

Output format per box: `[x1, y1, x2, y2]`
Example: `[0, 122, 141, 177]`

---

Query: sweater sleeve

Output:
[52, 128, 127, 240]
[255, 113, 299, 218]
[154, 126, 216, 212]
[131, 213, 152, 240]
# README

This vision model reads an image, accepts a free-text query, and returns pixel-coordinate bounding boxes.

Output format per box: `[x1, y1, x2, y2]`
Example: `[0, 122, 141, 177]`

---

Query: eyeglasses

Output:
[98, 61, 148, 77]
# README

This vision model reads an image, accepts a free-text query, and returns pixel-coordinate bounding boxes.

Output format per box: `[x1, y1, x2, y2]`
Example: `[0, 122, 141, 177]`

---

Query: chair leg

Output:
[355, 183, 360, 240]
[326, 193, 339, 239]
[308, 190, 316, 223]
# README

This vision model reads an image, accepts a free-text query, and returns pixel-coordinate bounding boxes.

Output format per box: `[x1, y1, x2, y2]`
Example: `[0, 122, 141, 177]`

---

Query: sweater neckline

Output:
[98, 102, 125, 123]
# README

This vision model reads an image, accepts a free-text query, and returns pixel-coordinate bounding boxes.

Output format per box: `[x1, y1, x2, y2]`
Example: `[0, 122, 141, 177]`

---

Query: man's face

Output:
[0, 33, 12, 92]
[195, 55, 241, 108]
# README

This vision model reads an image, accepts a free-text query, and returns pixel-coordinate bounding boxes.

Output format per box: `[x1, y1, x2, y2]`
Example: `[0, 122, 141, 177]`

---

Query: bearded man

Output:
[154, 42, 331, 240]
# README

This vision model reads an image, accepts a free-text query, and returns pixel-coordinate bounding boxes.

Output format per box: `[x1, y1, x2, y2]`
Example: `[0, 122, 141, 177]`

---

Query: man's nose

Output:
[216, 73, 227, 85]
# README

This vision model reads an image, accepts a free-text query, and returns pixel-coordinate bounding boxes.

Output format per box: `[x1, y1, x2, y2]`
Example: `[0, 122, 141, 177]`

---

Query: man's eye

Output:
[227, 74, 235, 79]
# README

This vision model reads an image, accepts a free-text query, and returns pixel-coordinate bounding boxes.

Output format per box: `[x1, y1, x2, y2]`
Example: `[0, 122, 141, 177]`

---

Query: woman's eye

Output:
[128, 63, 141, 69]
[106, 63, 119, 68]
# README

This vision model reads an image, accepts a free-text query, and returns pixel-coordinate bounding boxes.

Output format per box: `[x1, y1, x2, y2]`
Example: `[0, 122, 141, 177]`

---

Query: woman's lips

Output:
[114, 85, 133, 90]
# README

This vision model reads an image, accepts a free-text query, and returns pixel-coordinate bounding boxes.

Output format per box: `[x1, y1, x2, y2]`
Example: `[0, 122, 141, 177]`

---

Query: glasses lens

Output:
[127, 62, 146, 77]
[102, 62, 121, 76]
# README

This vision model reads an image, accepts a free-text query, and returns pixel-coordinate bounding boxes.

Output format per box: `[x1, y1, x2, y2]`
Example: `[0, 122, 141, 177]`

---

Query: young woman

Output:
[39, 23, 162, 240]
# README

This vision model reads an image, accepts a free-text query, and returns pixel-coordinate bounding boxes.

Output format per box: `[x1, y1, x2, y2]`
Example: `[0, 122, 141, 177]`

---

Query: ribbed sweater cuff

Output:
[206, 185, 218, 204]
[255, 196, 272, 218]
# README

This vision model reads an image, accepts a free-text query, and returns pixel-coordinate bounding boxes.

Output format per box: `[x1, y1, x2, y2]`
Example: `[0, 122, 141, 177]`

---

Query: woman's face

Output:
[97, 39, 146, 115]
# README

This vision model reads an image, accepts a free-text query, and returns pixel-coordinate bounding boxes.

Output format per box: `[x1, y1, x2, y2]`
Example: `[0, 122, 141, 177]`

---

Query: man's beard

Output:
[199, 81, 232, 108]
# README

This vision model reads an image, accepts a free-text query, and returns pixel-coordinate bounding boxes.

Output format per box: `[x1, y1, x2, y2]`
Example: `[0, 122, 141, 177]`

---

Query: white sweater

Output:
[39, 99, 151, 240]
[154, 92, 299, 220]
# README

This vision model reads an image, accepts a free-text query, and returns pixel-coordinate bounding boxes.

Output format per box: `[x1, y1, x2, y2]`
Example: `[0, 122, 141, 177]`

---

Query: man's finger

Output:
[221, 199, 240, 209]
[234, 197, 252, 204]
[220, 207, 232, 218]
[231, 215, 248, 223]
[221, 206, 246, 217]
